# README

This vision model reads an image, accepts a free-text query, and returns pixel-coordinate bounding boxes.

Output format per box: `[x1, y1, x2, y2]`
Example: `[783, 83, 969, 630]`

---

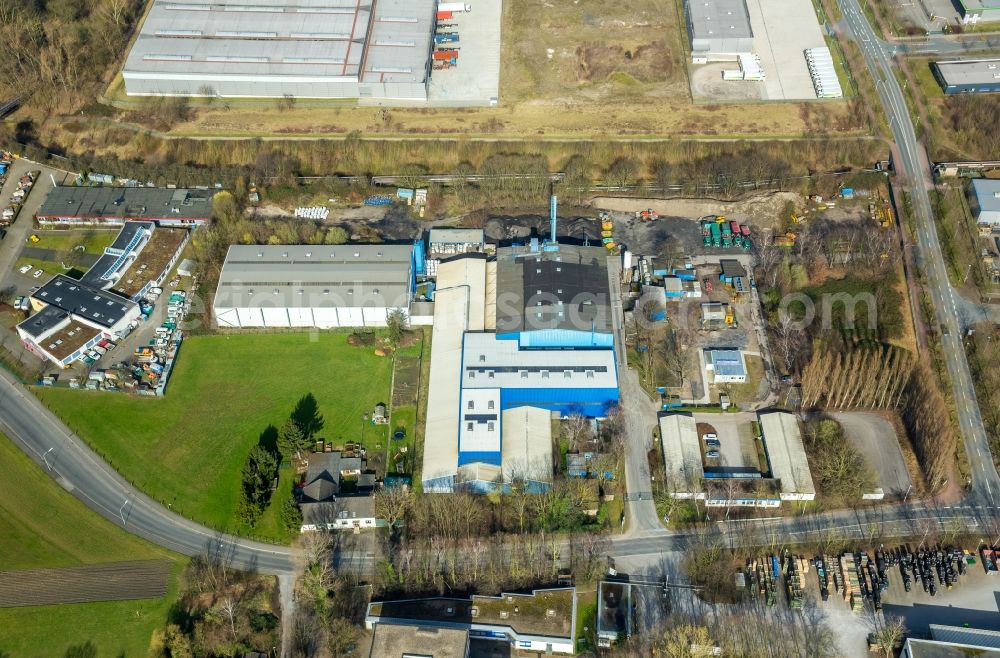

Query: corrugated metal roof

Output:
[759, 412, 815, 496]
[659, 413, 704, 490]
[462, 333, 618, 390]
[686, 0, 753, 39]
[125, 0, 434, 84]
[934, 58, 1000, 86]
[930, 625, 1000, 649]
[429, 228, 485, 245]
[213, 244, 413, 309]
[501, 407, 553, 484]
[421, 285, 468, 487]
[972, 178, 1000, 214]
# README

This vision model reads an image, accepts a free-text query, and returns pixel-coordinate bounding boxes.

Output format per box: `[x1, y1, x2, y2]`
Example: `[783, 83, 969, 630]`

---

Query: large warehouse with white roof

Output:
[123, 0, 437, 100]
[212, 244, 417, 328]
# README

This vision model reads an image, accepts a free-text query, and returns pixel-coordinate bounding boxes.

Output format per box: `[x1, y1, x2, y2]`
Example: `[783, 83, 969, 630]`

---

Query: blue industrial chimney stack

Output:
[549, 195, 557, 243]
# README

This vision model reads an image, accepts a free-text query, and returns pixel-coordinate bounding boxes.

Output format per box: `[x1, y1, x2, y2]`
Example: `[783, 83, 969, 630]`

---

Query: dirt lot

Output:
[501, 0, 688, 105]
[690, 64, 766, 102]
[0, 560, 171, 607]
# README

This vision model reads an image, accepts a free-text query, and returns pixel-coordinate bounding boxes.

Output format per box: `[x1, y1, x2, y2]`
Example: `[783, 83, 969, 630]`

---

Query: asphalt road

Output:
[838, 0, 1000, 506]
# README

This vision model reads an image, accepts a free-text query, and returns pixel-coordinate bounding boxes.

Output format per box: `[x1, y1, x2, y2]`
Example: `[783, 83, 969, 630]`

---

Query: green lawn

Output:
[34, 331, 415, 539]
[0, 433, 183, 656]
[29, 230, 118, 255]
[254, 465, 297, 543]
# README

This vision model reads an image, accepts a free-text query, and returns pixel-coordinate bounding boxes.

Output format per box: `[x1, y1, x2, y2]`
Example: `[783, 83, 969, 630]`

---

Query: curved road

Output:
[0, 368, 296, 574]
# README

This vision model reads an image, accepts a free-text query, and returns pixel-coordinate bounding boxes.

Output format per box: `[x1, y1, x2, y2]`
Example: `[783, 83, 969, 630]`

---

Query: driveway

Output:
[0, 158, 74, 292]
[832, 412, 912, 498]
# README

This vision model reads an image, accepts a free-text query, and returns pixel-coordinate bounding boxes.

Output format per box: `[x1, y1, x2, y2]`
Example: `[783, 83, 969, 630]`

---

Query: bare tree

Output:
[870, 615, 907, 658]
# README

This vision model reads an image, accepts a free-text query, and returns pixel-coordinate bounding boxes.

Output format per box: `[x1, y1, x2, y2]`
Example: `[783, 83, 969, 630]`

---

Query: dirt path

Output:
[593, 191, 801, 229]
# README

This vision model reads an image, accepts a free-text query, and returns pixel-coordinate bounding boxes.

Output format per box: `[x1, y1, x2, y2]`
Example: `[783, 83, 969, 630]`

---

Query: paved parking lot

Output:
[745, 0, 828, 100]
[425, 0, 502, 106]
[695, 412, 759, 471]
[833, 412, 913, 498]
[0, 158, 74, 295]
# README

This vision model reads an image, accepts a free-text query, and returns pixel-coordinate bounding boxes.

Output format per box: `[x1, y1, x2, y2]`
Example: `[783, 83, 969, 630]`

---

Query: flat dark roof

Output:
[32, 275, 135, 329]
[495, 244, 612, 335]
[37, 187, 212, 221]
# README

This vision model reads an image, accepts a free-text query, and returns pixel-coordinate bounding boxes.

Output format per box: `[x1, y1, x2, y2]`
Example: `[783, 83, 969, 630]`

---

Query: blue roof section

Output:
[516, 328, 616, 349]
[708, 349, 746, 378]
[500, 387, 620, 418]
[457, 451, 502, 467]
[972, 178, 1000, 213]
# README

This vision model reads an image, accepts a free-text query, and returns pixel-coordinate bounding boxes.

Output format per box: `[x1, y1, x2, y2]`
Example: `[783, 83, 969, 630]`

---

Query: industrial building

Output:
[704, 348, 747, 383]
[421, 241, 620, 494]
[494, 243, 614, 349]
[80, 221, 190, 302]
[123, 0, 436, 101]
[969, 179, 1000, 227]
[959, 0, 1000, 23]
[684, 0, 755, 61]
[36, 186, 212, 227]
[17, 221, 191, 368]
[17, 276, 142, 368]
[212, 244, 419, 328]
[365, 588, 578, 655]
[658, 413, 704, 497]
[758, 411, 815, 501]
[933, 58, 1000, 94]
[660, 411, 815, 505]
[903, 625, 1000, 658]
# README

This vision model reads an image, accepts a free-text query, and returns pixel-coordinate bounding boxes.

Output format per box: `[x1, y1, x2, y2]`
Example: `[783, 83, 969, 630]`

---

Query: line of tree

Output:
[799, 345, 913, 410]
[902, 359, 956, 490]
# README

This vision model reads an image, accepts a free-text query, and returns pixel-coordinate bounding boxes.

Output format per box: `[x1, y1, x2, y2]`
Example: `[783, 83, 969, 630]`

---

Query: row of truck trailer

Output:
[432, 2, 471, 69]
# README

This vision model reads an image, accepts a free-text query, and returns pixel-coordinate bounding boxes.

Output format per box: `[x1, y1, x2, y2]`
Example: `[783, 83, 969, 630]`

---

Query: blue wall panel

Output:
[458, 451, 502, 466]
[500, 387, 619, 417]
[518, 329, 615, 349]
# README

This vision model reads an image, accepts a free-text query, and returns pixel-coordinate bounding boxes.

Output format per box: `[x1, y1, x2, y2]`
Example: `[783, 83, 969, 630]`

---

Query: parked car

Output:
[703, 433, 718, 441]
[18, 264, 31, 274]
[32, 269, 43, 278]
[705, 450, 720, 459]
[705, 438, 720, 447]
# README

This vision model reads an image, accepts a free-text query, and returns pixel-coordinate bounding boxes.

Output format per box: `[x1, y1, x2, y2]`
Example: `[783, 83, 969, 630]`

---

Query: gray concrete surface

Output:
[746, 0, 828, 100]
[426, 0, 502, 105]
[833, 412, 913, 498]
[695, 412, 758, 470]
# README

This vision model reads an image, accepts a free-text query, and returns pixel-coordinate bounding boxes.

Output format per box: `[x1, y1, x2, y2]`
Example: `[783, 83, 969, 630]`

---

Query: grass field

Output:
[35, 331, 419, 539]
[12, 230, 117, 279]
[0, 433, 183, 656]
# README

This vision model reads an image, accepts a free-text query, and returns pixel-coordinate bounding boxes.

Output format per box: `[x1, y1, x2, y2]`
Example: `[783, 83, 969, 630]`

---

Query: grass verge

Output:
[35, 331, 415, 540]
